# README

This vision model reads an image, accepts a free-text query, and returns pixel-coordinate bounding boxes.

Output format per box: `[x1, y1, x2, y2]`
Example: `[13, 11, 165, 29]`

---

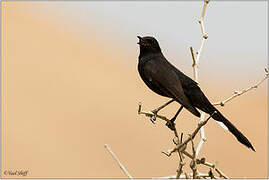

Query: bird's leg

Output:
[166, 105, 184, 130]
[150, 99, 174, 123]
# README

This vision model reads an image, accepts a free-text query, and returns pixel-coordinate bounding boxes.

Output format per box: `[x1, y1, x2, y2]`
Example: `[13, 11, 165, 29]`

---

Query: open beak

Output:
[137, 36, 150, 46]
[137, 36, 142, 44]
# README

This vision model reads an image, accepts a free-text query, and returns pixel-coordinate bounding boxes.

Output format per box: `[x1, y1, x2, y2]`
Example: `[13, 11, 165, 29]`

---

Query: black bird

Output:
[137, 36, 255, 151]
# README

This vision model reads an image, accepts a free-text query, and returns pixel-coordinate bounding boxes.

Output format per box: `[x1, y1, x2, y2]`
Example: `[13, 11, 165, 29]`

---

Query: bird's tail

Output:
[212, 111, 255, 151]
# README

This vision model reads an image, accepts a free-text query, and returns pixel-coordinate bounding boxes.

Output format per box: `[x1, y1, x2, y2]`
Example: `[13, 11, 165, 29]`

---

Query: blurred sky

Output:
[29, 1, 268, 90]
[36, 2, 267, 67]
[2, 1, 268, 178]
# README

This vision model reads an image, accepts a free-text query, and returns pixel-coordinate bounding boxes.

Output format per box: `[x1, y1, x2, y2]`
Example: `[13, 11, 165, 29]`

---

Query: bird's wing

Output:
[182, 82, 215, 114]
[143, 60, 200, 117]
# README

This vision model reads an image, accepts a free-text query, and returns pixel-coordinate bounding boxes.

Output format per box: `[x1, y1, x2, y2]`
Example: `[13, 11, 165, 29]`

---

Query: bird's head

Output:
[137, 36, 162, 56]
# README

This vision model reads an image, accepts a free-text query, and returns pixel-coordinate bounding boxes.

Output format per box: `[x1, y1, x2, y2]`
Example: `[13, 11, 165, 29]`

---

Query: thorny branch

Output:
[176, 133, 185, 178]
[195, 112, 206, 157]
[189, 134, 198, 179]
[196, 159, 228, 179]
[161, 111, 216, 157]
[138, 102, 171, 124]
[213, 68, 269, 106]
[190, 0, 210, 160]
[191, 0, 210, 82]
[138, 65, 267, 178]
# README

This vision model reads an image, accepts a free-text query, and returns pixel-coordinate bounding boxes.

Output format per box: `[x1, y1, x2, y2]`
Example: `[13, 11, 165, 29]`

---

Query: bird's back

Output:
[138, 53, 201, 117]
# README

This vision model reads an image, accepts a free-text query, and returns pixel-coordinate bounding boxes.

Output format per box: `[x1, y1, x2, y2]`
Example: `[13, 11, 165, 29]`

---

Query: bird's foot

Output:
[166, 118, 176, 131]
[150, 116, 156, 124]
[149, 109, 158, 124]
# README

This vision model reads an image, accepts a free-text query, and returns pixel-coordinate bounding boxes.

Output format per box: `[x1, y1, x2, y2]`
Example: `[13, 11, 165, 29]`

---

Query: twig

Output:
[185, 173, 190, 179]
[153, 99, 175, 113]
[162, 111, 216, 157]
[195, 112, 206, 157]
[170, 117, 185, 179]
[213, 68, 269, 106]
[104, 144, 133, 179]
[189, 134, 198, 179]
[182, 150, 194, 159]
[198, 161, 228, 179]
[138, 102, 172, 124]
[176, 133, 185, 178]
[191, 0, 210, 82]
[208, 169, 215, 179]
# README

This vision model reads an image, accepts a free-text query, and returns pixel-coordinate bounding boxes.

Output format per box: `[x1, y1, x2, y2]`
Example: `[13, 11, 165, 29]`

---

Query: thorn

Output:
[162, 150, 172, 157]
[234, 90, 239, 94]
[200, 157, 206, 164]
[173, 137, 179, 145]
[208, 169, 214, 179]
[138, 102, 142, 114]
[150, 117, 156, 124]
[203, 34, 208, 39]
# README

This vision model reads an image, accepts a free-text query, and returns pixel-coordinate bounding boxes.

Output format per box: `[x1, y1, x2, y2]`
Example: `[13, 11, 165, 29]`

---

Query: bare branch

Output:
[195, 112, 207, 157]
[104, 144, 133, 179]
[198, 160, 228, 179]
[138, 102, 174, 124]
[213, 68, 269, 106]
[189, 134, 198, 179]
[176, 133, 185, 178]
[182, 150, 194, 159]
[184, 172, 190, 179]
[190, 47, 196, 67]
[191, 0, 210, 82]
[208, 169, 215, 179]
[189, 0, 210, 159]
[162, 111, 216, 157]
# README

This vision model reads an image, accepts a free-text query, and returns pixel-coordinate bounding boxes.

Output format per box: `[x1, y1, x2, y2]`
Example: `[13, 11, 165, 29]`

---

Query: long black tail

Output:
[212, 111, 255, 151]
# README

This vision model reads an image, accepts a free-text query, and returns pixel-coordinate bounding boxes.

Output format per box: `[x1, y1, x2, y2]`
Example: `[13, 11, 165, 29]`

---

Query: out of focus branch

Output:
[104, 144, 133, 179]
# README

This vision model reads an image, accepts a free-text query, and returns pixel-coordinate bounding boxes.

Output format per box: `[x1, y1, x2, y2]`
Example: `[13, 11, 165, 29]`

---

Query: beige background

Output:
[2, 2, 268, 178]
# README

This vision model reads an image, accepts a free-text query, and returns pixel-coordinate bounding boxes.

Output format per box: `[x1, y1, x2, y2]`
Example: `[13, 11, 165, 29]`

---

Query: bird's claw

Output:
[166, 120, 176, 131]
[149, 110, 158, 124]
[150, 116, 156, 124]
